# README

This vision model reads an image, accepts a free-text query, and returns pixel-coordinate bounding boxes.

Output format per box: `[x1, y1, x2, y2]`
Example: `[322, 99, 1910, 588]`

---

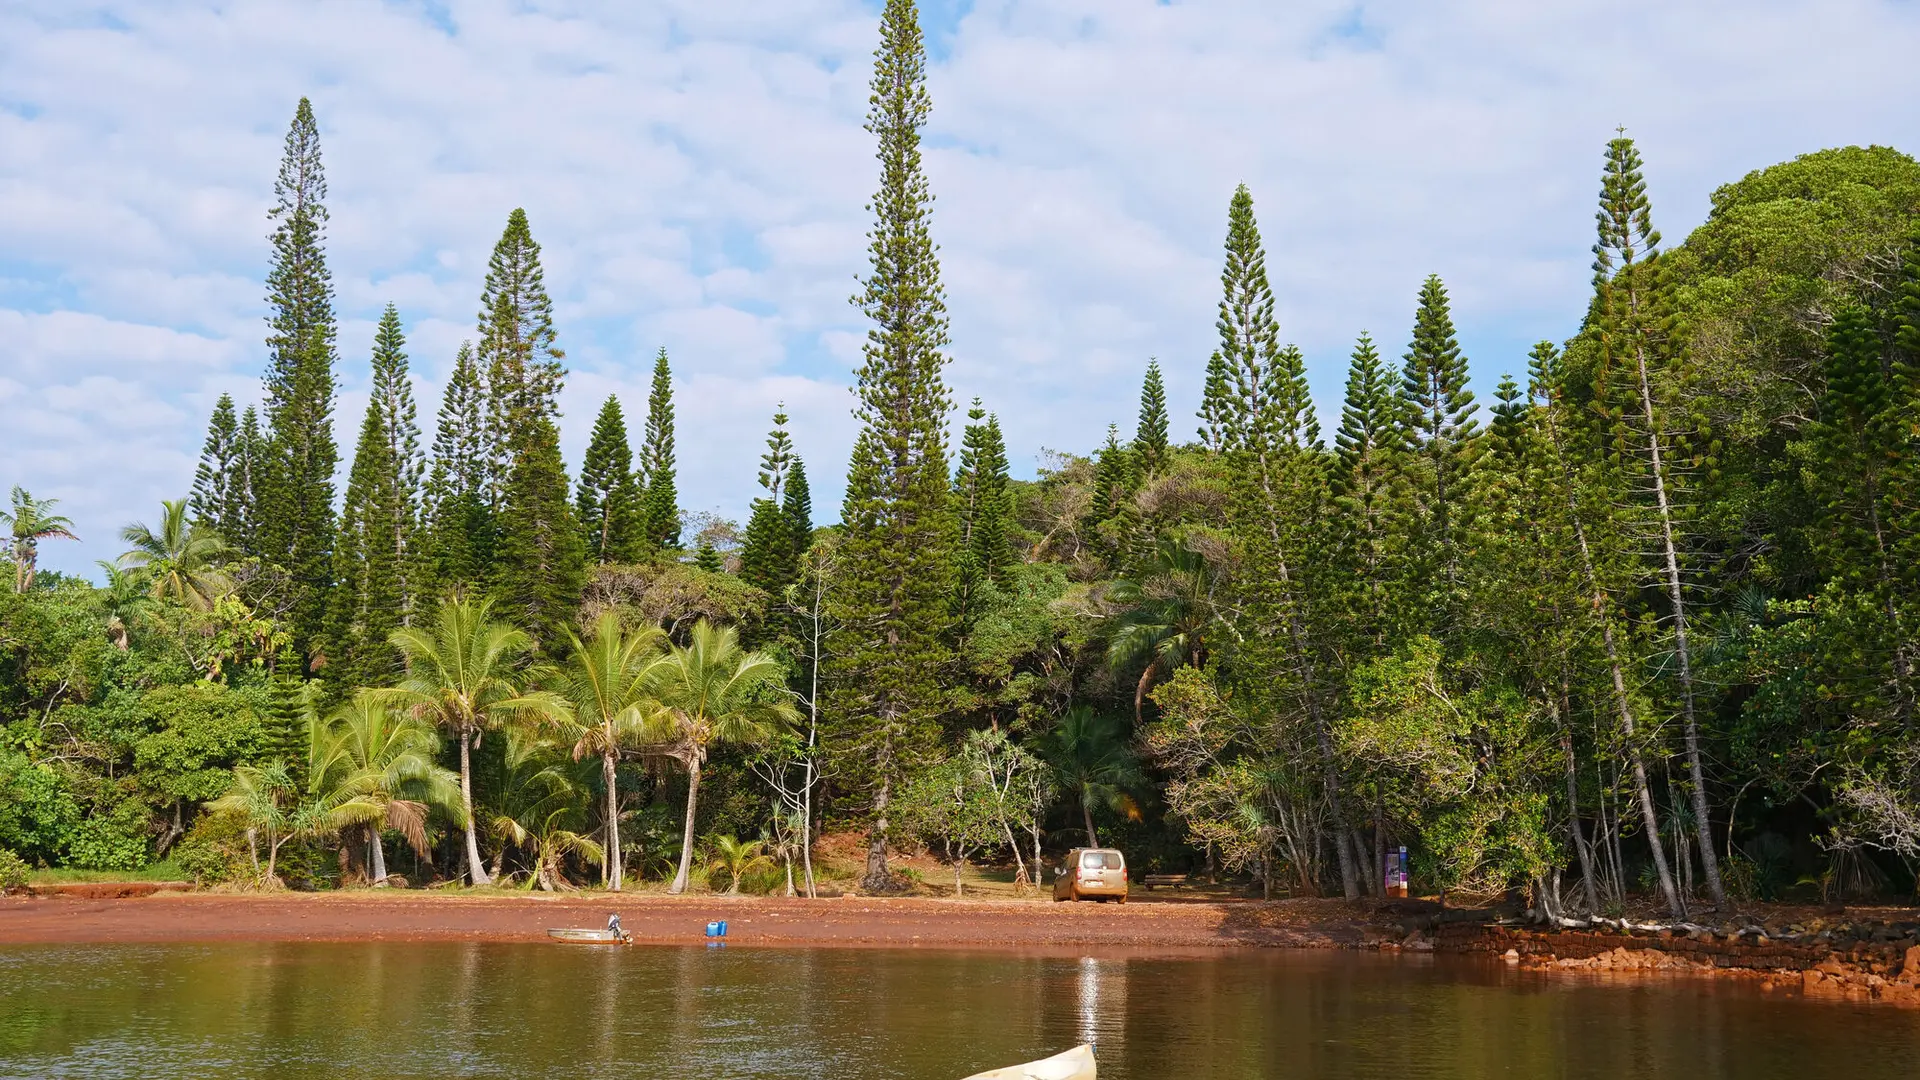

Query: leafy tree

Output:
[254, 97, 339, 652]
[538, 612, 669, 891]
[576, 395, 644, 565]
[2, 487, 78, 593]
[308, 693, 463, 885]
[637, 348, 682, 550]
[642, 620, 797, 894]
[826, 0, 961, 892]
[381, 591, 568, 885]
[1039, 705, 1143, 848]
[118, 498, 231, 611]
[898, 756, 1003, 895]
[423, 342, 494, 590]
[1135, 359, 1171, 475]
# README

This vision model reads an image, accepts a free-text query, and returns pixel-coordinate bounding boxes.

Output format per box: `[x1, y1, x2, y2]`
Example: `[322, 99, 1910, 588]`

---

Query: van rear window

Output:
[1080, 851, 1122, 869]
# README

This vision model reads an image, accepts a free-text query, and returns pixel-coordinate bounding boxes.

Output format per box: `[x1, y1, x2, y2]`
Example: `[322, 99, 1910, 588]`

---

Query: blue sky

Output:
[2, 0, 1917, 576]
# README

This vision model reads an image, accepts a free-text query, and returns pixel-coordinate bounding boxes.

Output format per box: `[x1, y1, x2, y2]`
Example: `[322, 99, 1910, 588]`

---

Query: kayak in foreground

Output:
[960, 1044, 1096, 1080]
[546, 928, 632, 945]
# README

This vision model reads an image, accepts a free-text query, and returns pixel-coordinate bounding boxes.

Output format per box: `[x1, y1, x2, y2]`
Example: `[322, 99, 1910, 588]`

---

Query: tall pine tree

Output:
[576, 395, 643, 564]
[1328, 333, 1409, 649]
[637, 348, 681, 550]
[1197, 351, 1229, 450]
[231, 406, 265, 556]
[190, 395, 242, 539]
[1214, 185, 1284, 453]
[498, 413, 586, 642]
[256, 97, 339, 655]
[423, 342, 494, 590]
[477, 208, 564, 508]
[1135, 359, 1170, 475]
[1396, 273, 1478, 628]
[827, 0, 960, 891]
[741, 408, 803, 597]
[782, 456, 814, 558]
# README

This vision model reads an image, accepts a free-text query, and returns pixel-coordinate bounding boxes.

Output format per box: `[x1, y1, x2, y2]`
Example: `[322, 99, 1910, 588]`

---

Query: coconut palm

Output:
[1039, 705, 1144, 848]
[308, 694, 464, 886]
[641, 619, 798, 894]
[705, 834, 774, 894]
[94, 560, 155, 650]
[381, 590, 570, 886]
[536, 612, 670, 891]
[1105, 537, 1222, 724]
[118, 498, 231, 610]
[486, 729, 603, 891]
[207, 761, 302, 885]
[1, 487, 78, 592]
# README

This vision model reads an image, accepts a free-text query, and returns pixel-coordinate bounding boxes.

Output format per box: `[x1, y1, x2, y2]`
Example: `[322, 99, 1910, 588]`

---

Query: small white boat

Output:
[546, 927, 632, 945]
[961, 1044, 1096, 1080]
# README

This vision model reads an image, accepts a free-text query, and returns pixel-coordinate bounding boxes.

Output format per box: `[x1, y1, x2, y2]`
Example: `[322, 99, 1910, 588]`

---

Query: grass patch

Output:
[29, 859, 189, 884]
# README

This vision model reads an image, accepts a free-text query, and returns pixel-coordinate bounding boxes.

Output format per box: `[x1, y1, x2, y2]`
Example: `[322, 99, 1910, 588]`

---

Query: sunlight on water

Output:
[1, 943, 1916, 1079]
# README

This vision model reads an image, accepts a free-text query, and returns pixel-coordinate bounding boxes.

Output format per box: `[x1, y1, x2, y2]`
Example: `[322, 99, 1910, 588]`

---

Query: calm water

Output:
[1, 943, 1915, 1079]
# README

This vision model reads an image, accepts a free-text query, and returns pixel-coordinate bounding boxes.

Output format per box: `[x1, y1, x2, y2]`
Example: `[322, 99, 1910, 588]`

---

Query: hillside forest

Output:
[6, 1, 1920, 915]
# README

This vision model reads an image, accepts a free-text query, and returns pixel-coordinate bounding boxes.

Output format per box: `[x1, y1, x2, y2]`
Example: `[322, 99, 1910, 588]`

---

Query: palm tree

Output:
[537, 612, 670, 891]
[485, 729, 603, 891]
[641, 619, 798, 894]
[1040, 705, 1144, 848]
[1, 487, 78, 592]
[95, 560, 154, 650]
[118, 498, 231, 610]
[309, 694, 464, 886]
[705, 834, 774, 894]
[381, 591, 570, 886]
[207, 761, 302, 885]
[1105, 537, 1222, 723]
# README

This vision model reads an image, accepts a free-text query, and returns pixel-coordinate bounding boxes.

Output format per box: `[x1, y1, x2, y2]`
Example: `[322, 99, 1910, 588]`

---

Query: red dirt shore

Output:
[0, 891, 1375, 950]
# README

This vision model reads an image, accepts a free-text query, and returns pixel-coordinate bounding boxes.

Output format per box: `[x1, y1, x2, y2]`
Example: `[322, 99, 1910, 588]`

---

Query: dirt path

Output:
[0, 892, 1379, 950]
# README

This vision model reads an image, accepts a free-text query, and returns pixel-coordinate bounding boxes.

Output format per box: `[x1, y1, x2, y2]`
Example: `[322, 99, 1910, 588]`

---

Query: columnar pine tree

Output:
[576, 396, 643, 564]
[1197, 352, 1230, 450]
[782, 456, 814, 557]
[637, 348, 681, 551]
[231, 406, 265, 556]
[741, 408, 804, 597]
[190, 395, 241, 537]
[953, 401, 1013, 581]
[256, 97, 339, 654]
[1396, 273, 1479, 631]
[477, 208, 565, 506]
[498, 414, 586, 642]
[327, 305, 424, 687]
[827, 0, 960, 891]
[1135, 359, 1170, 475]
[1328, 333, 1409, 649]
[1590, 133, 1724, 908]
[423, 342, 494, 590]
[1214, 185, 1283, 453]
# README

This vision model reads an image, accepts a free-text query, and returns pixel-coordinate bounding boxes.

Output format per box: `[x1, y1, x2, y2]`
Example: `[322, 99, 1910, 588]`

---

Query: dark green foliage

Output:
[638, 349, 681, 550]
[328, 304, 423, 688]
[130, 683, 270, 804]
[1328, 333, 1409, 648]
[1396, 273, 1478, 626]
[782, 457, 814, 557]
[827, 0, 960, 890]
[261, 670, 310, 786]
[576, 395, 644, 565]
[1197, 351, 1229, 450]
[693, 539, 724, 573]
[478, 207, 565, 504]
[1136, 359, 1170, 473]
[953, 402, 1014, 582]
[740, 408, 804, 597]
[497, 415, 587, 642]
[255, 97, 339, 654]
[1213, 185, 1285, 453]
[190, 395, 242, 538]
[232, 406, 265, 557]
[423, 342, 494, 590]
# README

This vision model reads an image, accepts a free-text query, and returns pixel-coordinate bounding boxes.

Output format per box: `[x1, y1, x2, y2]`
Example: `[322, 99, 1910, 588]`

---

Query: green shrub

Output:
[0, 751, 80, 864]
[172, 814, 249, 885]
[65, 797, 152, 872]
[0, 848, 29, 893]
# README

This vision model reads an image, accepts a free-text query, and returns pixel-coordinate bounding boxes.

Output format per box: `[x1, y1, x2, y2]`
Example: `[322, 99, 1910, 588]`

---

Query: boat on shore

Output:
[546, 927, 632, 945]
[961, 1044, 1096, 1079]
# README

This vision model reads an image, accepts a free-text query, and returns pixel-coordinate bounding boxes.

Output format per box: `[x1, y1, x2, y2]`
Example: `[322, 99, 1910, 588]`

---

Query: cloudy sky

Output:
[2, 0, 1915, 576]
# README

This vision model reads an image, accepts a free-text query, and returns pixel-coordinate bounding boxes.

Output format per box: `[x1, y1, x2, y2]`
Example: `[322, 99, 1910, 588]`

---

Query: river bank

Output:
[6, 890, 1920, 1004]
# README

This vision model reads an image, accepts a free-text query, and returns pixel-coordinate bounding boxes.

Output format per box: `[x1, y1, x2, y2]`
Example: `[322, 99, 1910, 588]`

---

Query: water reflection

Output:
[1, 944, 1917, 1079]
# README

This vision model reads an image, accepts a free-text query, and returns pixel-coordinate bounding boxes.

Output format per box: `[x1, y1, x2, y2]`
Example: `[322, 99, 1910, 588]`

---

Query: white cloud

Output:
[1, 0, 1915, 575]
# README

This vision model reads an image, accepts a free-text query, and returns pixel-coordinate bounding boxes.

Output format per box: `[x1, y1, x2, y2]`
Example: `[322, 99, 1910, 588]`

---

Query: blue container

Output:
[704, 920, 729, 938]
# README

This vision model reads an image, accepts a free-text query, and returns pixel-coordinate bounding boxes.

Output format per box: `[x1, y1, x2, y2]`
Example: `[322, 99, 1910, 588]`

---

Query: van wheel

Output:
[1117, 894, 1128, 905]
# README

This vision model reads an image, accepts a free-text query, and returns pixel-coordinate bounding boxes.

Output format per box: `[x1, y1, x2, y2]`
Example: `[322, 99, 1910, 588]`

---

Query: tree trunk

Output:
[861, 775, 892, 892]
[953, 857, 965, 897]
[459, 727, 491, 886]
[1558, 708, 1599, 912]
[371, 827, 389, 886]
[1628, 296, 1726, 909]
[670, 757, 702, 894]
[604, 751, 622, 892]
[1081, 796, 1100, 849]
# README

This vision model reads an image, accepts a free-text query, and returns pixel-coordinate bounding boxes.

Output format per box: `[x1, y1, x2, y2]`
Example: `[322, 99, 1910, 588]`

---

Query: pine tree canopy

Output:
[424, 340, 494, 590]
[576, 395, 643, 565]
[190, 395, 240, 537]
[638, 348, 681, 550]
[1135, 359, 1170, 474]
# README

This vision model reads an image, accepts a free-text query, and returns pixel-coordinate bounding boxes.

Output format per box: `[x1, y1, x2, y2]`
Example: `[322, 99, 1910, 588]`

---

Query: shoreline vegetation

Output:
[9, 0, 1920, 967]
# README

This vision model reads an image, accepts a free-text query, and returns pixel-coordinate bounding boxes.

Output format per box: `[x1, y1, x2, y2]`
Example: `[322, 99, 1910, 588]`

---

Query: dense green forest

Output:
[6, 0, 1920, 914]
